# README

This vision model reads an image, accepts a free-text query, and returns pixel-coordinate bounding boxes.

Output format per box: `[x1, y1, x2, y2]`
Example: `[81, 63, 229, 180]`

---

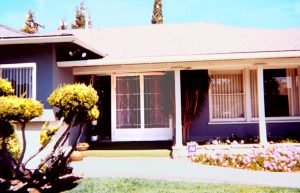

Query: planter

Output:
[76, 143, 89, 151]
[70, 151, 83, 161]
[91, 135, 98, 142]
[92, 120, 98, 125]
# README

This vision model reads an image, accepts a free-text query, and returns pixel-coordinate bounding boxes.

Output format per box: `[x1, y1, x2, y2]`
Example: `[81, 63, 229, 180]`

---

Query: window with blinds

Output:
[210, 71, 245, 120]
[0, 66, 34, 98]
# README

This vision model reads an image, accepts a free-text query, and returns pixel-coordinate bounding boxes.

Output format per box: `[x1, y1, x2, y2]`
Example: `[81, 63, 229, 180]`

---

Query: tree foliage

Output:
[20, 9, 38, 34]
[71, 1, 92, 29]
[0, 96, 43, 123]
[151, 0, 163, 24]
[0, 79, 100, 192]
[48, 83, 99, 124]
[0, 78, 14, 96]
[59, 19, 68, 30]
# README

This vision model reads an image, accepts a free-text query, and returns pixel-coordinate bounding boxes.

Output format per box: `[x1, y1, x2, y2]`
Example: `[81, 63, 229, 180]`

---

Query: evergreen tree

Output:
[71, 1, 92, 29]
[21, 9, 38, 34]
[151, 0, 163, 24]
[59, 19, 68, 30]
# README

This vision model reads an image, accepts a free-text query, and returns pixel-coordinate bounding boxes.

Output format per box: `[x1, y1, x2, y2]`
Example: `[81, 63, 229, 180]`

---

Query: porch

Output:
[70, 56, 300, 157]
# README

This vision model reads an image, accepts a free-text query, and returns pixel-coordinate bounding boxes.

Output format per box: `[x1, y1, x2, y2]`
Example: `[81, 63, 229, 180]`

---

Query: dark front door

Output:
[94, 75, 111, 140]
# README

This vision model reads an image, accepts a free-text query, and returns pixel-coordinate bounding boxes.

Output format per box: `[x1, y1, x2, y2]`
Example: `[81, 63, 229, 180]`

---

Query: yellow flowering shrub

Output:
[48, 83, 99, 124]
[0, 96, 43, 123]
[0, 78, 14, 96]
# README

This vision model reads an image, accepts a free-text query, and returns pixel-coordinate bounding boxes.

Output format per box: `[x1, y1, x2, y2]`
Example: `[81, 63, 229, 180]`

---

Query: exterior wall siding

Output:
[186, 70, 300, 142]
[0, 44, 74, 108]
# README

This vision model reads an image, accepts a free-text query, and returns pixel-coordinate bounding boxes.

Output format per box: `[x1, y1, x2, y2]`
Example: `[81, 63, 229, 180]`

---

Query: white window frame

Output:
[209, 70, 246, 122]
[0, 63, 37, 99]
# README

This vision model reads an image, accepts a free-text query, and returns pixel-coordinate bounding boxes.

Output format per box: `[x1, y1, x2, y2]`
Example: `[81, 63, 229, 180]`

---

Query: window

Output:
[0, 63, 36, 99]
[251, 68, 300, 118]
[116, 74, 171, 129]
[210, 68, 300, 123]
[210, 70, 245, 121]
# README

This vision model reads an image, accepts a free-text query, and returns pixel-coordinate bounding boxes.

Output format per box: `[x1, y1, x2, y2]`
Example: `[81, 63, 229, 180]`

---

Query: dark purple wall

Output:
[184, 70, 300, 141]
[0, 44, 74, 108]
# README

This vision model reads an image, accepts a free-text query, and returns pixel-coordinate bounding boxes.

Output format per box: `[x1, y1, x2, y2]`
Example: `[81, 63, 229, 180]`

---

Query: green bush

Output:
[47, 83, 99, 124]
[0, 78, 14, 96]
[0, 132, 21, 161]
[0, 96, 43, 123]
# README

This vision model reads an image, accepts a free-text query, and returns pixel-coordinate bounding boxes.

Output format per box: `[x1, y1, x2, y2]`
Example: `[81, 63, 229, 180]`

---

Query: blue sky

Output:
[1, 0, 300, 32]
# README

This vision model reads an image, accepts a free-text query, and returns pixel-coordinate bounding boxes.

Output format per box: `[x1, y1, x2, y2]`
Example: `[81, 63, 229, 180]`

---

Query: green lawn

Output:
[65, 178, 300, 193]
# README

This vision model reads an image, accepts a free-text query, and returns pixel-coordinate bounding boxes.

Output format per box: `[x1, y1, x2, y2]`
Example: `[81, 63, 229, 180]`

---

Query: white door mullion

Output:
[111, 75, 117, 141]
[140, 75, 145, 130]
[245, 69, 252, 121]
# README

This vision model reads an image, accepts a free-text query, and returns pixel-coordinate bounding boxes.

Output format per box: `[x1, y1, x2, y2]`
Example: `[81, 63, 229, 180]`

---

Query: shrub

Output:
[192, 146, 300, 172]
[0, 132, 21, 161]
[39, 121, 59, 147]
[0, 78, 14, 96]
[47, 83, 99, 124]
[0, 96, 43, 123]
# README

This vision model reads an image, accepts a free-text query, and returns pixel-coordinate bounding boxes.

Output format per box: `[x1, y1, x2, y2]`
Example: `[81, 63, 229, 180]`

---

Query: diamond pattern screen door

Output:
[112, 73, 174, 141]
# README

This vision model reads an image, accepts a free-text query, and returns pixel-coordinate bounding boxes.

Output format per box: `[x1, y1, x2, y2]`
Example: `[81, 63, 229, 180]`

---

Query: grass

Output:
[65, 178, 300, 193]
[82, 149, 171, 157]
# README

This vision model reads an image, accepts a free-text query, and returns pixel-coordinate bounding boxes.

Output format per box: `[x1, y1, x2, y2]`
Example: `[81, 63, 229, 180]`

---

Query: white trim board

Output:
[59, 51, 300, 67]
[113, 128, 173, 141]
[71, 57, 300, 75]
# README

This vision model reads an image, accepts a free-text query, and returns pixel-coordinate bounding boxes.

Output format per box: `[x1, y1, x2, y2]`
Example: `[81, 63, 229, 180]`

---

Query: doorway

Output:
[75, 75, 111, 141]
[94, 75, 111, 140]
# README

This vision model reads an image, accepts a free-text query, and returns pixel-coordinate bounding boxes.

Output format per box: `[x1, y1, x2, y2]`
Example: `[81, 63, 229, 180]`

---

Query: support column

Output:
[172, 70, 186, 158]
[257, 66, 268, 145]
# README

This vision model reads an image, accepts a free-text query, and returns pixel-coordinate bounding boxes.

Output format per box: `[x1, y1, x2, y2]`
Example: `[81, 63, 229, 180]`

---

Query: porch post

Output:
[172, 70, 185, 158]
[174, 70, 184, 148]
[257, 66, 268, 145]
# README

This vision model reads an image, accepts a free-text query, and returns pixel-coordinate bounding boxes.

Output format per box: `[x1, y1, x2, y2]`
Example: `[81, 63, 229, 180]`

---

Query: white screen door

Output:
[111, 73, 173, 141]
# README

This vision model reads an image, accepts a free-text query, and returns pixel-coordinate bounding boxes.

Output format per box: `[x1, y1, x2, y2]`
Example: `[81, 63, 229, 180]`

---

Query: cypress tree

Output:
[151, 0, 163, 24]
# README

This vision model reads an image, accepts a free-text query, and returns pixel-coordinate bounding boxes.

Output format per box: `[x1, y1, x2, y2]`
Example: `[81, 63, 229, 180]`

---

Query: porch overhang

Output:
[0, 35, 106, 58]
[58, 50, 300, 68]
[70, 54, 300, 75]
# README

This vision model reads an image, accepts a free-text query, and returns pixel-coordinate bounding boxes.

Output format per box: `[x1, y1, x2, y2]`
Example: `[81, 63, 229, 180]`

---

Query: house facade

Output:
[1, 23, 300, 156]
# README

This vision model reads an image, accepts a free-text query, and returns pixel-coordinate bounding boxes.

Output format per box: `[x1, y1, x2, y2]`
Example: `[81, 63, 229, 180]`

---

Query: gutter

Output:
[57, 50, 300, 67]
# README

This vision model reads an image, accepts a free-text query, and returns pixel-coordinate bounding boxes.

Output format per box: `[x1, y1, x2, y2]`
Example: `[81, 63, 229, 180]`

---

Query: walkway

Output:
[71, 157, 300, 188]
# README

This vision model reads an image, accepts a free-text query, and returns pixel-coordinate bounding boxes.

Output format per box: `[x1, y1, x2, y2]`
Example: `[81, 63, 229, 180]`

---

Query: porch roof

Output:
[53, 23, 300, 67]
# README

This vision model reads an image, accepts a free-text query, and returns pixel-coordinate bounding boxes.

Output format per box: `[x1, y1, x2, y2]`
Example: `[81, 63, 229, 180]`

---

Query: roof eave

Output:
[57, 50, 300, 67]
[0, 35, 106, 57]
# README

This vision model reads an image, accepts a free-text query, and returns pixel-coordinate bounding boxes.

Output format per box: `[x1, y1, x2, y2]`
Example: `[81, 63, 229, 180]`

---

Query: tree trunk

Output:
[17, 123, 27, 167]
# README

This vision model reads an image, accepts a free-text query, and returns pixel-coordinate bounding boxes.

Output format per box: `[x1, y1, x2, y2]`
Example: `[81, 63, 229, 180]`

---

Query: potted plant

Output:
[76, 142, 89, 151]
[69, 151, 83, 161]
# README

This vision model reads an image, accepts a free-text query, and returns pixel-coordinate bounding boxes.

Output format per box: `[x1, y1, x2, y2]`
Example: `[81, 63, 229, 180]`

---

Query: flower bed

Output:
[192, 146, 300, 172]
